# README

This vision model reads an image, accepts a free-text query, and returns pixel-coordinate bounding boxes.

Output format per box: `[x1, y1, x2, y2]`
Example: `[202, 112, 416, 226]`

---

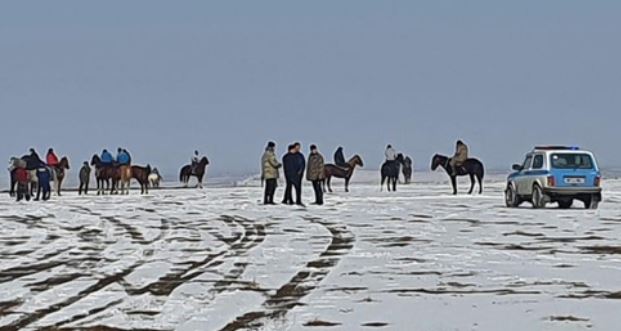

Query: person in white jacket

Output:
[385, 145, 397, 161]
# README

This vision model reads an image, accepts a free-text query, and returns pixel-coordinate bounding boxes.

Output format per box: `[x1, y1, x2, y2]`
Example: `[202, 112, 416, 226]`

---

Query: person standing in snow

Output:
[261, 141, 281, 205]
[307, 144, 325, 205]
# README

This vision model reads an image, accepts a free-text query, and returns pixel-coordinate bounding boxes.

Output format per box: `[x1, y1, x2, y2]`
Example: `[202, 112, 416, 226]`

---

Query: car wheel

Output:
[558, 199, 573, 209]
[584, 195, 600, 210]
[505, 184, 520, 208]
[532, 184, 546, 209]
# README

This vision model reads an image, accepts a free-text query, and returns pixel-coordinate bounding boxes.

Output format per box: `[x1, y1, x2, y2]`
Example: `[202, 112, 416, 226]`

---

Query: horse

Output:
[131, 165, 151, 194]
[148, 170, 162, 188]
[9, 157, 39, 196]
[91, 155, 119, 195]
[50, 157, 70, 196]
[179, 157, 210, 188]
[118, 165, 132, 195]
[322, 155, 364, 193]
[381, 153, 405, 192]
[431, 154, 485, 195]
[402, 156, 413, 184]
[8, 158, 18, 197]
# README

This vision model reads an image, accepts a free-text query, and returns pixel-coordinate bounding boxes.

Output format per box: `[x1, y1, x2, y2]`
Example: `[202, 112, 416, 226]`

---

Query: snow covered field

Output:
[1, 171, 621, 331]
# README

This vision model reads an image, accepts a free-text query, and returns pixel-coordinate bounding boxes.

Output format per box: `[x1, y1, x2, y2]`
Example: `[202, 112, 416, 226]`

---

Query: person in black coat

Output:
[282, 145, 296, 205]
[282, 143, 306, 206]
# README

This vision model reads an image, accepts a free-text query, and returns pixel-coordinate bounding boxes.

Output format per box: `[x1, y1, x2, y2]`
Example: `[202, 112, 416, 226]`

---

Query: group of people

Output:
[99, 148, 132, 167]
[12, 148, 62, 201]
[261, 142, 326, 206]
[260, 140, 470, 207]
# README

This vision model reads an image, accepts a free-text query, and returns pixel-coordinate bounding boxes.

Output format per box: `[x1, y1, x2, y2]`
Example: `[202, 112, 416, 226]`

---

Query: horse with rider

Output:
[431, 140, 485, 194]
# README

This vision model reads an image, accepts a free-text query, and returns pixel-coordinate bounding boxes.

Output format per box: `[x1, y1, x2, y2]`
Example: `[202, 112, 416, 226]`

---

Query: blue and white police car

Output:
[505, 146, 602, 209]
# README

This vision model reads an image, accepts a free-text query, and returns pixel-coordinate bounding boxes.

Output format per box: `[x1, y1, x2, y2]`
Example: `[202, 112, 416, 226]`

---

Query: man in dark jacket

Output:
[307, 145, 325, 205]
[292, 143, 306, 206]
[334, 146, 348, 168]
[282, 145, 296, 205]
[23, 148, 45, 170]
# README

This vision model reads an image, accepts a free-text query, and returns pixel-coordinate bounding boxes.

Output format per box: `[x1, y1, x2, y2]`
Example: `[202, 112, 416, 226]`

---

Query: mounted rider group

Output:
[8, 140, 483, 203]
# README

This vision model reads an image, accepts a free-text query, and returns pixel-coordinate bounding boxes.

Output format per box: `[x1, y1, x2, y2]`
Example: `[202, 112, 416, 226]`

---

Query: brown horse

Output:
[118, 165, 132, 195]
[51, 157, 70, 196]
[131, 165, 151, 194]
[91, 155, 119, 195]
[323, 155, 364, 193]
[180, 157, 210, 188]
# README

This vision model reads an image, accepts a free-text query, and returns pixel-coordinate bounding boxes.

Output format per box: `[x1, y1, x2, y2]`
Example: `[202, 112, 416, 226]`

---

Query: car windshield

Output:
[550, 153, 594, 169]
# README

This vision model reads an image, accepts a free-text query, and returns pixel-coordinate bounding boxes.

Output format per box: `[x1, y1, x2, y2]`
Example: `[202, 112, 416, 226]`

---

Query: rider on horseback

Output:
[46, 148, 59, 168]
[101, 149, 114, 166]
[23, 148, 45, 170]
[191, 150, 199, 174]
[450, 140, 469, 176]
[334, 147, 349, 169]
[385, 145, 398, 163]
[116, 148, 131, 165]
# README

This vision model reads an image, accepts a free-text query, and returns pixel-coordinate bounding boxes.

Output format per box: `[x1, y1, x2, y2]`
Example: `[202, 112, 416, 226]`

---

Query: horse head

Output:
[60, 157, 70, 169]
[349, 155, 364, 168]
[396, 153, 405, 164]
[91, 154, 101, 167]
[431, 154, 446, 171]
[200, 157, 210, 166]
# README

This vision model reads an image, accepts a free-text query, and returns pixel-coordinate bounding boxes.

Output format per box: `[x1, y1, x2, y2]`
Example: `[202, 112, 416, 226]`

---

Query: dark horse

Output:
[91, 155, 120, 195]
[323, 155, 364, 193]
[381, 154, 405, 192]
[402, 156, 413, 184]
[180, 157, 210, 188]
[431, 154, 484, 195]
[131, 165, 151, 195]
[51, 157, 70, 196]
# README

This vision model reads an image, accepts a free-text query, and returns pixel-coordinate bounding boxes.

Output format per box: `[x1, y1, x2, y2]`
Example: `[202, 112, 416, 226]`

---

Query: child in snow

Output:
[15, 166, 30, 202]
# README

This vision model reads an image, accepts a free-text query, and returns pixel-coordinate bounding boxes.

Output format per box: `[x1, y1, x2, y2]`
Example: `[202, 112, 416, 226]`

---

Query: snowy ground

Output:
[1, 171, 621, 331]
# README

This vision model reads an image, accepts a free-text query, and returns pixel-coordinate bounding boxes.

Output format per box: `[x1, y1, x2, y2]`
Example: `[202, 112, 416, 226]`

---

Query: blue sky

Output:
[1, 1, 620, 177]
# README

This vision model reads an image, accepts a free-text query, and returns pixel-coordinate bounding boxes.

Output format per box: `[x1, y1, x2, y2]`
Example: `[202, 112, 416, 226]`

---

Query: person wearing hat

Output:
[261, 141, 281, 205]
[450, 140, 469, 176]
[307, 144, 325, 205]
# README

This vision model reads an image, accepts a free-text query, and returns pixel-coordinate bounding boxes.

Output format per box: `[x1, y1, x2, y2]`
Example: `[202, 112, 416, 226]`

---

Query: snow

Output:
[1, 171, 620, 330]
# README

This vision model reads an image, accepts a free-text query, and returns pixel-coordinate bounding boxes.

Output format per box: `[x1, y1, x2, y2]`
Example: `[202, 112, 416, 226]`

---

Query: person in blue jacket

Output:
[116, 148, 131, 166]
[101, 149, 114, 165]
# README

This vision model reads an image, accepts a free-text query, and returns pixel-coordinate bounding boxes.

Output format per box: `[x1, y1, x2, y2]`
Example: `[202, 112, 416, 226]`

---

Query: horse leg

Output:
[451, 176, 457, 195]
[392, 178, 397, 192]
[478, 174, 484, 194]
[345, 177, 350, 193]
[468, 174, 475, 194]
[380, 175, 385, 192]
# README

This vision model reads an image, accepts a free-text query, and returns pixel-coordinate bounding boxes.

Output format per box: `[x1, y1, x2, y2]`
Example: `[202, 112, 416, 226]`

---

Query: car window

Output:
[522, 155, 532, 170]
[551, 153, 594, 169]
[532, 155, 544, 169]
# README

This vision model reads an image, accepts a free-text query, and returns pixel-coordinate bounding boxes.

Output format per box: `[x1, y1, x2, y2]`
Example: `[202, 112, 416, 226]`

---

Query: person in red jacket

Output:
[15, 166, 31, 202]
[46, 148, 59, 168]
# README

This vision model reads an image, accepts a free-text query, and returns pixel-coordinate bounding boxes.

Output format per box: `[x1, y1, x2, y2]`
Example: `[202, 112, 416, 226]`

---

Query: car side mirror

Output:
[512, 164, 523, 171]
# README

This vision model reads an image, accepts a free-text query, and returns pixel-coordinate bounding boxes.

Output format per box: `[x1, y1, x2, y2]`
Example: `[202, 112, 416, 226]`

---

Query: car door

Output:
[525, 153, 545, 191]
[516, 154, 533, 195]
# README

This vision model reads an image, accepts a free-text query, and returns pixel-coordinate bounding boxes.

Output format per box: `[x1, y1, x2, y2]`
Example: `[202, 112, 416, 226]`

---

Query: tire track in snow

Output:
[218, 217, 354, 331]
[126, 215, 265, 297]
[0, 207, 170, 330]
